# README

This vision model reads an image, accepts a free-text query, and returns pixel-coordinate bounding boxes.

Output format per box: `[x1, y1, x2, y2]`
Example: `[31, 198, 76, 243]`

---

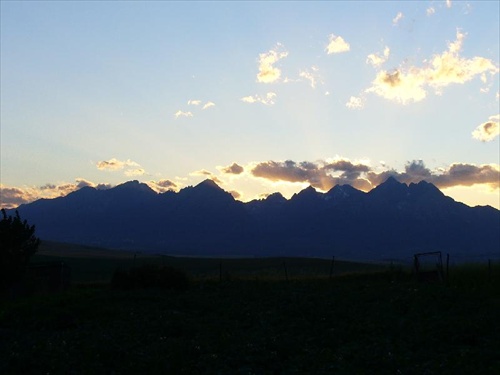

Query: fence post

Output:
[488, 259, 491, 282]
[60, 261, 65, 291]
[329, 256, 335, 280]
[283, 261, 288, 282]
[446, 253, 450, 283]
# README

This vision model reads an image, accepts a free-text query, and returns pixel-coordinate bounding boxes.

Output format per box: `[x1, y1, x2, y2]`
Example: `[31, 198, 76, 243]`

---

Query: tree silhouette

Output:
[0, 209, 40, 289]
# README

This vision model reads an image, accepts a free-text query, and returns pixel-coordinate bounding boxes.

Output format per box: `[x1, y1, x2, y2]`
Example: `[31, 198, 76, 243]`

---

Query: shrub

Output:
[0, 209, 40, 290]
[111, 264, 190, 291]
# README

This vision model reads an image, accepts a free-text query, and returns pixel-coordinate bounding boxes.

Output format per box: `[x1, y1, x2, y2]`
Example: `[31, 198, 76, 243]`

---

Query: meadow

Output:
[1, 242, 499, 374]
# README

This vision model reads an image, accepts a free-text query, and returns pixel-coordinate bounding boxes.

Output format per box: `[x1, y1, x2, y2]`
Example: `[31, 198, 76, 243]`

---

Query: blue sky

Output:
[1, 1, 499, 209]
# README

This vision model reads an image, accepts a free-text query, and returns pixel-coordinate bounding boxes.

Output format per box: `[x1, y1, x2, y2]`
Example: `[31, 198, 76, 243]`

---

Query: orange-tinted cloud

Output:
[0, 179, 113, 209]
[251, 159, 372, 191]
[220, 163, 244, 175]
[251, 159, 499, 193]
[229, 190, 241, 199]
[472, 114, 500, 142]
[96, 158, 146, 177]
[124, 168, 146, 177]
[366, 31, 499, 104]
[147, 179, 179, 193]
[96, 158, 140, 171]
[366, 160, 499, 190]
[2, 160, 497, 210]
[0, 186, 39, 209]
[190, 169, 224, 185]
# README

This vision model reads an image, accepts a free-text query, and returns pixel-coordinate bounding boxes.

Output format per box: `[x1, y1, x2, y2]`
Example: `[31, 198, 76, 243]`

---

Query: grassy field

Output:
[32, 241, 388, 283]
[1, 243, 499, 374]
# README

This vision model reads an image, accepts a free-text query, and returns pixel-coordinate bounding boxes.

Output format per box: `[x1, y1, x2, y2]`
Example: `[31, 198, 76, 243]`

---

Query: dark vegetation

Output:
[0, 209, 40, 292]
[111, 264, 190, 291]
[1, 242, 499, 374]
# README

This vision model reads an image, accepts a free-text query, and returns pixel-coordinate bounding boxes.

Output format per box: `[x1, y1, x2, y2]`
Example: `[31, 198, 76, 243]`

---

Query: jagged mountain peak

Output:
[113, 180, 156, 195]
[409, 180, 443, 196]
[384, 175, 400, 184]
[378, 176, 407, 190]
[178, 178, 234, 202]
[77, 185, 97, 193]
[292, 185, 319, 199]
[66, 185, 97, 197]
[327, 184, 363, 199]
[9, 177, 499, 261]
[195, 178, 224, 190]
[369, 176, 407, 197]
[265, 192, 287, 203]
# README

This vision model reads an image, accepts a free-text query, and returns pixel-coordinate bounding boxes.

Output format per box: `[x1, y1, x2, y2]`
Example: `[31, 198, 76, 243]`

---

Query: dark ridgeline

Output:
[8, 177, 500, 262]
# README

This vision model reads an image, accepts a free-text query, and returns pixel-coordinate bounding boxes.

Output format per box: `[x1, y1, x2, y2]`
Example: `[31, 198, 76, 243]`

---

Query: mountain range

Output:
[8, 177, 500, 262]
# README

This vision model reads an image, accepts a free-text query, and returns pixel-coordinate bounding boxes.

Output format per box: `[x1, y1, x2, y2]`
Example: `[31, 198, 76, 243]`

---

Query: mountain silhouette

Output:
[9, 178, 500, 261]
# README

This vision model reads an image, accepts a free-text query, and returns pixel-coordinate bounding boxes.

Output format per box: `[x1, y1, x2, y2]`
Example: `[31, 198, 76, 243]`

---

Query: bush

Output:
[111, 264, 190, 291]
[0, 209, 40, 290]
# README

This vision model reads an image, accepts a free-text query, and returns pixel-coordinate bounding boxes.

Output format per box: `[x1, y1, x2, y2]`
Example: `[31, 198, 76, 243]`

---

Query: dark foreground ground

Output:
[1, 262, 499, 375]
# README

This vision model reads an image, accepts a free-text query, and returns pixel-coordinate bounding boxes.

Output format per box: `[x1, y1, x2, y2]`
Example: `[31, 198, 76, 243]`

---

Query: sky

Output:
[1, 1, 499, 209]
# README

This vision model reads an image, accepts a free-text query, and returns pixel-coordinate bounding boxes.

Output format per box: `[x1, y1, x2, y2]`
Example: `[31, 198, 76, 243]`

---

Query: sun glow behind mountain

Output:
[0, 1, 498, 210]
[9, 177, 499, 260]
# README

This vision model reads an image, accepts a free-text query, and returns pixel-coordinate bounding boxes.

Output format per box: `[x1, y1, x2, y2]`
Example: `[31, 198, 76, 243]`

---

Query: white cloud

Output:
[427, 7, 436, 16]
[325, 34, 350, 54]
[393, 12, 403, 25]
[174, 110, 193, 119]
[346, 96, 365, 110]
[187, 99, 201, 106]
[241, 92, 277, 105]
[366, 46, 390, 67]
[202, 101, 215, 110]
[426, 31, 498, 87]
[283, 77, 300, 84]
[241, 96, 257, 104]
[96, 158, 148, 177]
[96, 158, 141, 171]
[446, 0, 452, 9]
[366, 69, 428, 104]
[257, 43, 289, 83]
[472, 114, 500, 142]
[124, 168, 146, 177]
[366, 31, 499, 104]
[299, 67, 322, 88]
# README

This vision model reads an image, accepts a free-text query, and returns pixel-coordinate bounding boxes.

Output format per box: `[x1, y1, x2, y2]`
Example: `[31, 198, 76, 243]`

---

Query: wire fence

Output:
[31, 250, 500, 285]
